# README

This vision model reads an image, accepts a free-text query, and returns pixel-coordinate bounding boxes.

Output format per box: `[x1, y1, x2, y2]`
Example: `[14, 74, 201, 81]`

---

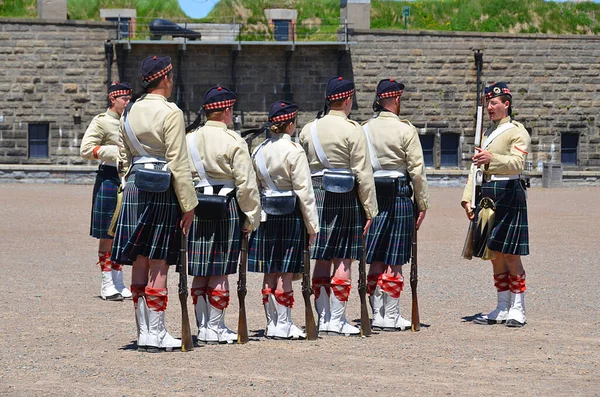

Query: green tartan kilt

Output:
[187, 194, 242, 277]
[365, 186, 414, 266]
[311, 176, 364, 261]
[473, 179, 529, 256]
[111, 164, 182, 266]
[247, 205, 306, 274]
[90, 165, 119, 239]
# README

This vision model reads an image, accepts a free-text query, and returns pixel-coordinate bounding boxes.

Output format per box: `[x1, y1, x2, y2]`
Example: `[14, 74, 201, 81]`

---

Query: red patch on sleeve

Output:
[92, 146, 101, 159]
[513, 145, 528, 155]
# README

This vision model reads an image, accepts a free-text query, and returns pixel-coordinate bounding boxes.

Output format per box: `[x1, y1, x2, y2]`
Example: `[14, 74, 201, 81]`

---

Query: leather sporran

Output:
[195, 193, 232, 220]
[261, 194, 297, 216]
[322, 169, 356, 193]
[134, 167, 171, 193]
[374, 177, 399, 198]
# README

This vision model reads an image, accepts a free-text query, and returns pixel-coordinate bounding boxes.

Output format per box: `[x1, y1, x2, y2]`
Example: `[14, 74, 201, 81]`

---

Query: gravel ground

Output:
[0, 184, 598, 396]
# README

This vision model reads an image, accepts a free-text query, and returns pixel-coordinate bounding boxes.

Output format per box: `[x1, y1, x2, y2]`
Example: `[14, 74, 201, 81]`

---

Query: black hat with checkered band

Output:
[325, 76, 355, 102]
[202, 86, 237, 111]
[268, 101, 298, 124]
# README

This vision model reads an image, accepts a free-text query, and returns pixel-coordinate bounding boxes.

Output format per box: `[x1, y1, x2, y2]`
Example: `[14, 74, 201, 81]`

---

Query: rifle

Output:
[237, 233, 249, 344]
[410, 198, 420, 332]
[358, 237, 371, 337]
[462, 80, 486, 259]
[302, 235, 318, 341]
[178, 230, 194, 352]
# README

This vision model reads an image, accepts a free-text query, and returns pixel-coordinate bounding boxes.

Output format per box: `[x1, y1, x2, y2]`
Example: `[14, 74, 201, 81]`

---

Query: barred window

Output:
[561, 133, 578, 166]
[419, 134, 434, 167]
[28, 123, 49, 159]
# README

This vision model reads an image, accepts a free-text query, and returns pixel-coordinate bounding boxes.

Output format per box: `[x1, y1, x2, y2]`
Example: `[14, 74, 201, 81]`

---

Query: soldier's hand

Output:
[180, 209, 195, 236]
[308, 233, 317, 247]
[416, 210, 426, 230]
[473, 147, 492, 166]
[462, 201, 475, 220]
[363, 219, 373, 236]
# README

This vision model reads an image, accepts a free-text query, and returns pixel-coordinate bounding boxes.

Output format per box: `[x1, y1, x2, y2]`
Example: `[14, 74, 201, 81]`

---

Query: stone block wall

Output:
[0, 19, 115, 165]
[350, 30, 600, 170]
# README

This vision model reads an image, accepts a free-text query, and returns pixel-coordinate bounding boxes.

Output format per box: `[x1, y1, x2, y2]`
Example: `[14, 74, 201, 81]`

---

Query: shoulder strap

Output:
[310, 120, 333, 169]
[254, 142, 279, 193]
[186, 132, 214, 194]
[481, 122, 514, 150]
[363, 122, 382, 172]
[123, 110, 149, 157]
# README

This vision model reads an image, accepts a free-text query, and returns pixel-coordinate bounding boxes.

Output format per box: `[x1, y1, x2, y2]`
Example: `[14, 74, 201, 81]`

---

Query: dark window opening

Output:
[274, 20, 290, 41]
[561, 133, 578, 166]
[106, 17, 131, 39]
[28, 123, 49, 159]
[441, 133, 459, 167]
[419, 134, 434, 168]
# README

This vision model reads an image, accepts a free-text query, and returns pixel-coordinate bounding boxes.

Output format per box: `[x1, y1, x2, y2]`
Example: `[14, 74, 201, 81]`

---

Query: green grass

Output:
[3, 0, 600, 37]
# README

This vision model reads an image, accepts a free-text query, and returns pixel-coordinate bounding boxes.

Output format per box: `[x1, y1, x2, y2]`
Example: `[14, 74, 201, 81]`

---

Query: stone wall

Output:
[0, 19, 115, 165]
[350, 30, 600, 171]
[2, 19, 600, 177]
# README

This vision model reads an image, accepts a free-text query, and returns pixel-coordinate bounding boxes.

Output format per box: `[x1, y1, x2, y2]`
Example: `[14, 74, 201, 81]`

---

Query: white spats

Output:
[100, 271, 123, 301]
[474, 290, 511, 325]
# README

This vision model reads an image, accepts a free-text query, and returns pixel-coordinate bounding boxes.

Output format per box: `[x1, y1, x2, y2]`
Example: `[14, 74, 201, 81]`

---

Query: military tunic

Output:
[462, 116, 531, 256]
[299, 110, 378, 260]
[248, 133, 320, 273]
[186, 120, 261, 277]
[80, 109, 122, 239]
[111, 94, 198, 265]
[364, 111, 430, 265]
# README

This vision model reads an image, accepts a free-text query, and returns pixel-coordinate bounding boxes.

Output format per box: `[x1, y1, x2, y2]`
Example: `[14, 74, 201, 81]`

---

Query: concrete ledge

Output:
[356, 29, 600, 41]
[1, 165, 599, 186]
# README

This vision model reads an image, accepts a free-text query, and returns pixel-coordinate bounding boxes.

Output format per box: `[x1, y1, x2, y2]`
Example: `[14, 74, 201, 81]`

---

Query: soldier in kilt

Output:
[299, 77, 378, 336]
[462, 82, 531, 328]
[80, 82, 132, 301]
[363, 79, 429, 331]
[248, 101, 320, 340]
[111, 56, 198, 352]
[186, 86, 260, 344]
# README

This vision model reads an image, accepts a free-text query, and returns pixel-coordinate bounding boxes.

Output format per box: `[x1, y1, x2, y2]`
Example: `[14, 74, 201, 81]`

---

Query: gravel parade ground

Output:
[1, 184, 598, 396]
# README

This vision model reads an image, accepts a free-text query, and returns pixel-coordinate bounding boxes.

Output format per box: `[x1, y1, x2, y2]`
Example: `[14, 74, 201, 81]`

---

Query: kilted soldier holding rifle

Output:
[461, 82, 531, 328]
[248, 101, 320, 340]
[80, 82, 132, 301]
[111, 56, 198, 352]
[363, 79, 429, 331]
[186, 86, 261, 344]
[299, 77, 378, 336]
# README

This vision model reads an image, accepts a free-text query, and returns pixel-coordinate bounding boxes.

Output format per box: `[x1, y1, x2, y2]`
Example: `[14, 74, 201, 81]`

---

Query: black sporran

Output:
[261, 194, 296, 216]
[374, 177, 399, 198]
[322, 169, 356, 193]
[134, 167, 171, 193]
[195, 193, 232, 220]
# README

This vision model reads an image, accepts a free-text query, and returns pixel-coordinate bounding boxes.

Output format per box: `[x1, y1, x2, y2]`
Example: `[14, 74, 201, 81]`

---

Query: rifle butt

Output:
[462, 221, 474, 260]
[303, 246, 318, 341]
[179, 294, 194, 351]
[410, 281, 420, 332]
[303, 292, 319, 340]
[237, 296, 249, 344]
[359, 293, 372, 337]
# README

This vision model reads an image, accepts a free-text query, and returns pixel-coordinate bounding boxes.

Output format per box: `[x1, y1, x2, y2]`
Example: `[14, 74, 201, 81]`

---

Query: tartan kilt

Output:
[311, 176, 364, 261]
[111, 164, 181, 266]
[90, 165, 119, 239]
[473, 179, 529, 256]
[365, 186, 414, 266]
[248, 205, 306, 274]
[187, 194, 242, 277]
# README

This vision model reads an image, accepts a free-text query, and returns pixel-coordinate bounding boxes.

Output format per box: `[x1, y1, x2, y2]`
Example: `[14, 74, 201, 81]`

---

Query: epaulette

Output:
[97, 113, 106, 118]
[400, 119, 415, 128]
[347, 119, 361, 127]
[511, 120, 525, 129]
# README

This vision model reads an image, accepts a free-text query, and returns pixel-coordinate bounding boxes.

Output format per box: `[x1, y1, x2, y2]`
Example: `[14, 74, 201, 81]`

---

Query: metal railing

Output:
[113, 16, 352, 44]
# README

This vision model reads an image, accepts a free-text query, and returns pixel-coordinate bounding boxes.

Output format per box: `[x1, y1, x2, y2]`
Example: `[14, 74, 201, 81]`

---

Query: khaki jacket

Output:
[80, 109, 121, 164]
[188, 120, 261, 230]
[462, 116, 531, 203]
[364, 111, 430, 211]
[120, 93, 198, 213]
[299, 110, 378, 219]
[253, 133, 320, 235]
